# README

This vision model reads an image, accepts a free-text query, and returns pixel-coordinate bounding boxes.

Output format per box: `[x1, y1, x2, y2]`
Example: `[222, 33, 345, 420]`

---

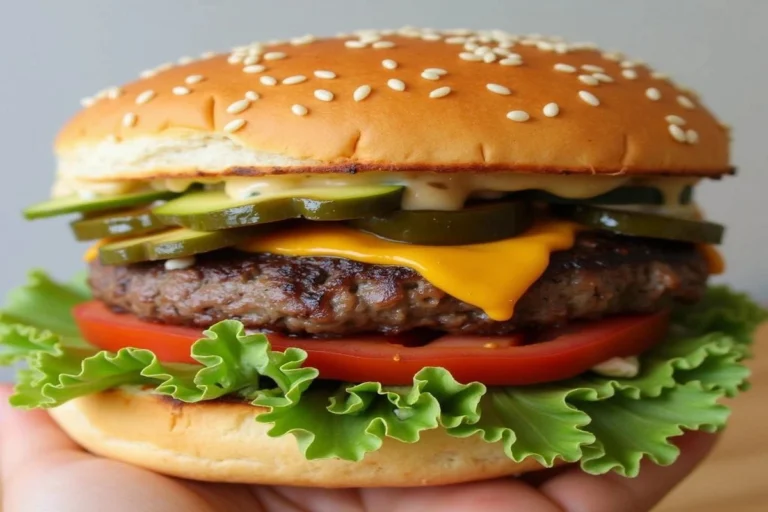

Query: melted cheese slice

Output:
[239, 221, 579, 321]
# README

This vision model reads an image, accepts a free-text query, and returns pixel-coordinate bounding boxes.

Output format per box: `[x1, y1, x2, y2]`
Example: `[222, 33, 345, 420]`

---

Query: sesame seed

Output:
[482, 52, 497, 63]
[424, 68, 447, 76]
[224, 119, 247, 133]
[475, 46, 492, 55]
[506, 110, 530, 122]
[177, 56, 194, 65]
[172, 86, 191, 96]
[464, 42, 479, 51]
[665, 115, 686, 126]
[243, 65, 266, 74]
[651, 72, 669, 80]
[156, 62, 174, 72]
[578, 75, 599, 86]
[200, 51, 217, 59]
[382, 59, 398, 70]
[578, 90, 600, 106]
[445, 36, 467, 44]
[543, 102, 560, 117]
[536, 41, 555, 52]
[243, 55, 261, 66]
[264, 51, 286, 60]
[122, 112, 137, 127]
[686, 129, 699, 144]
[290, 34, 316, 45]
[106, 87, 123, 99]
[353, 85, 372, 102]
[422, 33, 442, 41]
[668, 124, 687, 142]
[486, 83, 511, 95]
[429, 86, 451, 98]
[135, 90, 156, 105]
[291, 104, 308, 116]
[245, 91, 260, 101]
[373, 40, 396, 49]
[282, 75, 307, 85]
[581, 64, 605, 73]
[677, 95, 696, 109]
[185, 75, 205, 85]
[314, 70, 337, 79]
[387, 78, 406, 91]
[592, 73, 614, 83]
[226, 99, 251, 114]
[80, 97, 96, 107]
[459, 52, 483, 61]
[259, 76, 277, 86]
[554, 63, 576, 73]
[421, 71, 441, 80]
[645, 87, 662, 101]
[493, 47, 511, 56]
[344, 40, 366, 49]
[602, 51, 623, 61]
[139, 69, 157, 79]
[314, 89, 334, 101]
[499, 56, 523, 66]
[622, 69, 638, 80]
[228, 54, 244, 65]
[620, 60, 639, 68]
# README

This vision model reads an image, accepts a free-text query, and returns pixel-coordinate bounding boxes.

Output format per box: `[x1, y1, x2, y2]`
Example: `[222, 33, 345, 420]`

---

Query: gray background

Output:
[1, 0, 766, 300]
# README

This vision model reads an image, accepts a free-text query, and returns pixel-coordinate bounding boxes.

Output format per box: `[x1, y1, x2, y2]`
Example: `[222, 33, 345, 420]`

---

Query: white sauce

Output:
[164, 257, 196, 270]
[55, 172, 699, 212]
[591, 356, 640, 378]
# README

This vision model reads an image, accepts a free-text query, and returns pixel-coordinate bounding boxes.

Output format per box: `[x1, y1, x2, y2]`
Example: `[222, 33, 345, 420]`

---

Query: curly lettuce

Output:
[1, 270, 764, 477]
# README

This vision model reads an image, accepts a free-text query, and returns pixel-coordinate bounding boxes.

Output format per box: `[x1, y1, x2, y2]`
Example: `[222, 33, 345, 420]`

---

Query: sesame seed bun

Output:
[48, 387, 548, 487]
[56, 29, 730, 183]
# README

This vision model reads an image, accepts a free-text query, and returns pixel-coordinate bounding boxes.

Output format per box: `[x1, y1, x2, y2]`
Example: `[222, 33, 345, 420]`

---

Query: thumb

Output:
[0, 384, 84, 481]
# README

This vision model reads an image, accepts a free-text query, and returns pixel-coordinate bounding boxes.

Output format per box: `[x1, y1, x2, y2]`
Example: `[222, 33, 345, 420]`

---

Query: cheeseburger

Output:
[1, 28, 765, 487]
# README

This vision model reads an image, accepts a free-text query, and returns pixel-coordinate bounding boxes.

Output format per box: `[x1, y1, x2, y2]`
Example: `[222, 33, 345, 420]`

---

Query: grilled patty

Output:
[88, 231, 708, 336]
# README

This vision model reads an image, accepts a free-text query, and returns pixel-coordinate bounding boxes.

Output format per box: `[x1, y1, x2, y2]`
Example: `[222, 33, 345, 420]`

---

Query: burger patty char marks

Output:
[88, 231, 708, 336]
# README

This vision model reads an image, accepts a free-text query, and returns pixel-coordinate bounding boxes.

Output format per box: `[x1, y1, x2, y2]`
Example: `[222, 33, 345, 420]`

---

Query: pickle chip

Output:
[24, 190, 178, 220]
[99, 228, 251, 265]
[518, 185, 693, 205]
[552, 204, 724, 244]
[350, 200, 534, 245]
[153, 186, 404, 231]
[71, 207, 165, 241]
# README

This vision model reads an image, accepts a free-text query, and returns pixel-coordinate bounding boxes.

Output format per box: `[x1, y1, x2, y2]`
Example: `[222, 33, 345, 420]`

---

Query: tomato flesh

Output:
[73, 301, 669, 386]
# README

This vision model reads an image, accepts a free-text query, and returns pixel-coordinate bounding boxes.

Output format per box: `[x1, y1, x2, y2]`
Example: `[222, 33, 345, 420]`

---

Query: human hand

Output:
[0, 385, 716, 512]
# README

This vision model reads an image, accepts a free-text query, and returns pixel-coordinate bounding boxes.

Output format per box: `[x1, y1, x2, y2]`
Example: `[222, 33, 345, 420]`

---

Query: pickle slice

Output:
[517, 185, 693, 205]
[552, 204, 724, 244]
[153, 186, 404, 231]
[24, 190, 178, 220]
[99, 228, 250, 265]
[70, 207, 165, 241]
[349, 200, 534, 245]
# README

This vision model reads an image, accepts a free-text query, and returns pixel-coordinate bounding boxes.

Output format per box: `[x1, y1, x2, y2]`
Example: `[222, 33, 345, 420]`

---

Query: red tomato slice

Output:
[73, 301, 669, 386]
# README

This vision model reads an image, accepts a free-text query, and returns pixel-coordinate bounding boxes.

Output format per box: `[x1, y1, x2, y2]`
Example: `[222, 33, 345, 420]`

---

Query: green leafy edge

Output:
[1, 271, 765, 477]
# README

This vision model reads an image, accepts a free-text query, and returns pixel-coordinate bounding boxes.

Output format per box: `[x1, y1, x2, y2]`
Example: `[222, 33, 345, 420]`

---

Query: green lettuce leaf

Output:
[1, 271, 764, 476]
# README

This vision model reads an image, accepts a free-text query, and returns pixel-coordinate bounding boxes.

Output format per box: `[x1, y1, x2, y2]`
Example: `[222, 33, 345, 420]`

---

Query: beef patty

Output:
[88, 231, 708, 336]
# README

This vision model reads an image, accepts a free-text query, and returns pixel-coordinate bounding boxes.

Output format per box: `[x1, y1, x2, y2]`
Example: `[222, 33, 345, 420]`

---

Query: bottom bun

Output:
[49, 386, 547, 487]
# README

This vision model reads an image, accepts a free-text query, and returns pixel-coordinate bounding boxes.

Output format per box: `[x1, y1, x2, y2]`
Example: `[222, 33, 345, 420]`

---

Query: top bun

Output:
[56, 28, 730, 183]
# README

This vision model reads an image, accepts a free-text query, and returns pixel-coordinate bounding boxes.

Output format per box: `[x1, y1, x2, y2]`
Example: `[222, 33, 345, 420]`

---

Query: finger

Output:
[0, 385, 83, 479]
[540, 431, 719, 512]
[361, 478, 561, 512]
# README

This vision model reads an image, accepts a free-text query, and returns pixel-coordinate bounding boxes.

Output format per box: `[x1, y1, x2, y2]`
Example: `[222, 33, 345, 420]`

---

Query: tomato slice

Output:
[73, 301, 669, 386]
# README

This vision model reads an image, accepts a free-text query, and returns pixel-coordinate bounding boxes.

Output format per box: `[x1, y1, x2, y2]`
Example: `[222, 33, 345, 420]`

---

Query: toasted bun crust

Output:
[56, 29, 729, 183]
[48, 387, 547, 487]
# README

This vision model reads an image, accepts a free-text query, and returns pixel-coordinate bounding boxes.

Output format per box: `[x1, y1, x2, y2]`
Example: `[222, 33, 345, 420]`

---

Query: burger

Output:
[1, 28, 765, 487]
